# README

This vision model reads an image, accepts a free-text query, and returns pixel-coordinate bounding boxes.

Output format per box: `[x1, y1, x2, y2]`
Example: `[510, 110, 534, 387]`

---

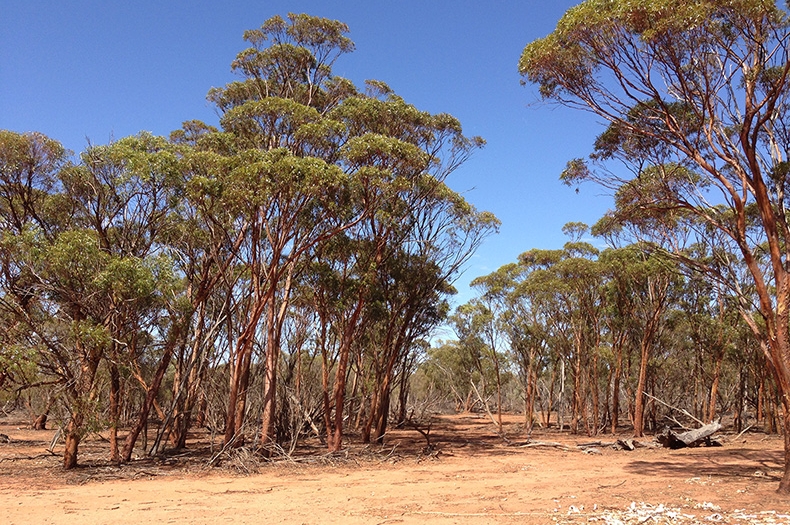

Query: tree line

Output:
[418, 224, 771, 443]
[0, 14, 497, 468]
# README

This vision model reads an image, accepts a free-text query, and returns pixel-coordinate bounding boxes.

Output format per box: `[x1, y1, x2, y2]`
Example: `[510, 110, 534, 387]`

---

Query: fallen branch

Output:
[576, 440, 613, 448]
[0, 451, 58, 463]
[613, 439, 636, 451]
[520, 441, 572, 451]
[469, 381, 510, 444]
[597, 479, 627, 489]
[643, 391, 704, 426]
[730, 424, 754, 442]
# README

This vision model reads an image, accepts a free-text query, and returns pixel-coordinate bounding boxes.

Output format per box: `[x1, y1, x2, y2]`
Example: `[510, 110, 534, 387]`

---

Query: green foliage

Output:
[0, 11, 498, 463]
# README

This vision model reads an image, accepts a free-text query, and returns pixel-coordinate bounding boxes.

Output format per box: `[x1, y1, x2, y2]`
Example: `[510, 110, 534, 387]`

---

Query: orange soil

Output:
[1, 413, 788, 524]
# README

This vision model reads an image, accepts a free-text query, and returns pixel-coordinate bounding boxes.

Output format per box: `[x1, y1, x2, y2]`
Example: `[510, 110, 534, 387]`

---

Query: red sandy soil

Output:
[1, 413, 789, 524]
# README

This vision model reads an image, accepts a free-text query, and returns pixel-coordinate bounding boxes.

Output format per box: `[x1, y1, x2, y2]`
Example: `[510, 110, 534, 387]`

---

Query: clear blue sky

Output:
[1, 1, 612, 305]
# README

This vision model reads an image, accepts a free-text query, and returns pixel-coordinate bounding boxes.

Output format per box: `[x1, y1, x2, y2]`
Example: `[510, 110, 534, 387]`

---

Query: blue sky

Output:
[1, 1, 612, 305]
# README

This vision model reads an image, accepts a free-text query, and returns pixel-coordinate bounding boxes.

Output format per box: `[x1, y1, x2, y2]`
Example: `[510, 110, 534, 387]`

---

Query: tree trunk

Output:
[611, 343, 622, 434]
[373, 385, 391, 443]
[707, 353, 723, 423]
[259, 336, 279, 454]
[591, 352, 600, 436]
[109, 362, 121, 462]
[121, 333, 178, 462]
[33, 396, 56, 430]
[224, 328, 254, 447]
[63, 414, 83, 469]
[231, 347, 252, 440]
[779, 406, 790, 493]
[633, 339, 649, 438]
[328, 335, 353, 451]
[63, 327, 103, 469]
[328, 297, 364, 452]
[33, 413, 48, 431]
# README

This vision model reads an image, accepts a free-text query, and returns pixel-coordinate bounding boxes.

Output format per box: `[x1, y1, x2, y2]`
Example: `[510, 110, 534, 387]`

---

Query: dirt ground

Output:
[1, 413, 789, 524]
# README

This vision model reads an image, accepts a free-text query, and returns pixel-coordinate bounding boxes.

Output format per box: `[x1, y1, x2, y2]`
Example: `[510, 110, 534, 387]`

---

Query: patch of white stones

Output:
[557, 502, 790, 524]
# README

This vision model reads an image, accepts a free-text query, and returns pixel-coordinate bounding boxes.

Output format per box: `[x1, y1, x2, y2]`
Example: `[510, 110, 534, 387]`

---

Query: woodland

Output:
[3, 0, 790, 499]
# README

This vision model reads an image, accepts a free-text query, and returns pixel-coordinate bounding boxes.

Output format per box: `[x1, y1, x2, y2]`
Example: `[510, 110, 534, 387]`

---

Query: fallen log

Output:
[614, 438, 635, 451]
[520, 441, 572, 451]
[656, 420, 722, 449]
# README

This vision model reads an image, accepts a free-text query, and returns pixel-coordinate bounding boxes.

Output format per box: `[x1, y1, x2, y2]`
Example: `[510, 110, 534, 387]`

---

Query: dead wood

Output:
[469, 381, 509, 443]
[402, 417, 433, 453]
[613, 438, 636, 451]
[643, 392, 704, 426]
[520, 441, 572, 451]
[576, 440, 612, 447]
[656, 420, 722, 449]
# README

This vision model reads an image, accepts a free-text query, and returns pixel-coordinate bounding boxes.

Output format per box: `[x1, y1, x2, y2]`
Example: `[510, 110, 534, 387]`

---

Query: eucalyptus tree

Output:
[675, 261, 739, 423]
[520, 0, 790, 491]
[0, 131, 181, 468]
[203, 14, 362, 450]
[204, 13, 495, 451]
[450, 299, 505, 427]
[600, 245, 677, 436]
[515, 236, 606, 435]
[419, 339, 480, 411]
[65, 135, 185, 466]
[499, 275, 550, 434]
[361, 202, 497, 444]
[0, 131, 67, 410]
[126, 127, 247, 457]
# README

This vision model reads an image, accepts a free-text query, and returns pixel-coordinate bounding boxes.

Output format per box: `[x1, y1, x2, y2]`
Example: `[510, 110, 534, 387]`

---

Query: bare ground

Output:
[1, 413, 788, 524]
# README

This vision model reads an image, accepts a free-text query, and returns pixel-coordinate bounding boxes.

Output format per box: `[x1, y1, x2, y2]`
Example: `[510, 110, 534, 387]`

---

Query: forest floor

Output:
[0, 412, 789, 524]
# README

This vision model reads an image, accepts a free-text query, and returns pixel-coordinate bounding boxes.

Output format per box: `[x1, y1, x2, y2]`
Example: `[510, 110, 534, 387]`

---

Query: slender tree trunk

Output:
[121, 331, 179, 462]
[734, 362, 746, 433]
[780, 404, 790, 493]
[591, 352, 600, 436]
[373, 384, 391, 443]
[362, 384, 376, 443]
[232, 347, 252, 440]
[171, 309, 207, 449]
[259, 315, 280, 453]
[558, 358, 565, 431]
[707, 353, 723, 423]
[63, 326, 103, 469]
[572, 351, 582, 434]
[611, 343, 623, 434]
[328, 335, 353, 451]
[758, 372, 765, 426]
[319, 317, 332, 445]
[633, 339, 649, 438]
[328, 297, 364, 452]
[493, 351, 503, 433]
[259, 265, 295, 454]
[33, 396, 56, 430]
[109, 362, 121, 462]
[224, 296, 267, 447]
[545, 367, 556, 428]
